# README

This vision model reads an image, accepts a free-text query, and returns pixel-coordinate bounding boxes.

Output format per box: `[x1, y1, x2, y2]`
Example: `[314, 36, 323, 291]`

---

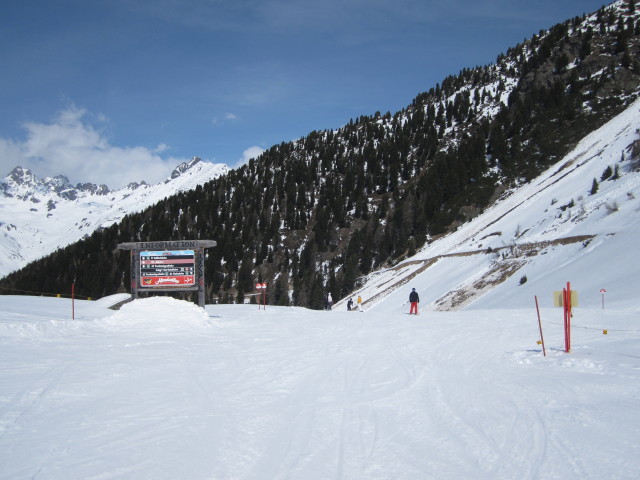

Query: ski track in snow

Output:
[1, 297, 639, 479]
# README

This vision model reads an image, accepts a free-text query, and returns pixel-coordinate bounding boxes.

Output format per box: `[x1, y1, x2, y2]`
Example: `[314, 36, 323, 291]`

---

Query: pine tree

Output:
[612, 164, 621, 180]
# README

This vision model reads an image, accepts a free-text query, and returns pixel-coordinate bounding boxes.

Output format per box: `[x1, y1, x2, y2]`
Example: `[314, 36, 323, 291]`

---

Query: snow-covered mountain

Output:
[0, 157, 228, 277]
[341, 95, 640, 312]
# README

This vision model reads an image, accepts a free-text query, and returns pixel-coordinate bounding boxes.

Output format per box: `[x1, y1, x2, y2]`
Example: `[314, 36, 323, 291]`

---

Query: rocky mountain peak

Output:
[169, 156, 202, 180]
[75, 183, 110, 196]
[7, 166, 38, 187]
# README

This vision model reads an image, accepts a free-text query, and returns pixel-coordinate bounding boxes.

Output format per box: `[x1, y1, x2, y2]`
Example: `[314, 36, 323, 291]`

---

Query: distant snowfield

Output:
[0, 295, 639, 479]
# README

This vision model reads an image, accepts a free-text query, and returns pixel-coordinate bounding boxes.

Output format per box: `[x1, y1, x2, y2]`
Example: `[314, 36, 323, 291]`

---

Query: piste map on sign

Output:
[140, 250, 195, 287]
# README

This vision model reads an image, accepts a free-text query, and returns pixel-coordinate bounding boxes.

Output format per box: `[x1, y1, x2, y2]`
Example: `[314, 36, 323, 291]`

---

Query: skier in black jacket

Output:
[409, 288, 419, 315]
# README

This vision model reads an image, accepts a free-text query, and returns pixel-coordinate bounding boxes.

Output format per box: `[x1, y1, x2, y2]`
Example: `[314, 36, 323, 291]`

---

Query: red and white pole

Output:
[255, 283, 267, 310]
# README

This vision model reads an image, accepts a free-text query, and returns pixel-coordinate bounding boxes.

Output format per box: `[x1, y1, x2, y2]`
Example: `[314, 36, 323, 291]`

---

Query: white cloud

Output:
[0, 107, 188, 189]
[238, 145, 265, 166]
[212, 112, 239, 125]
[153, 143, 170, 153]
[0, 137, 23, 171]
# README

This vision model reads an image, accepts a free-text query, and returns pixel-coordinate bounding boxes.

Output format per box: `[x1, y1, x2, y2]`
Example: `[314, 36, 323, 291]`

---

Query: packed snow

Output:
[1, 289, 639, 479]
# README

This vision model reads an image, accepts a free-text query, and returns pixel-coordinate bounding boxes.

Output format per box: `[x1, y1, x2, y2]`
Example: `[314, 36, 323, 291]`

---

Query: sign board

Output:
[140, 250, 195, 287]
[553, 290, 579, 307]
[117, 240, 216, 308]
[118, 240, 216, 250]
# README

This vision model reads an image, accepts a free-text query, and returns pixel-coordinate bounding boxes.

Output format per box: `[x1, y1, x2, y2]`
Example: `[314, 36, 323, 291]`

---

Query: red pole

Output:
[564, 288, 568, 352]
[563, 282, 572, 353]
[567, 282, 572, 352]
[534, 296, 546, 357]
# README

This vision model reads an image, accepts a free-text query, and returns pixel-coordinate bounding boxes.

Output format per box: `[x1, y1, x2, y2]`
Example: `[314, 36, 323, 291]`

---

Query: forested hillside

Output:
[2, 1, 639, 309]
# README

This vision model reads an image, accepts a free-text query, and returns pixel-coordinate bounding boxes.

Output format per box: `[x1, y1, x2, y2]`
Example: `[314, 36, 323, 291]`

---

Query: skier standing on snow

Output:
[327, 292, 333, 310]
[409, 288, 419, 315]
[347, 297, 354, 311]
[357, 295, 363, 312]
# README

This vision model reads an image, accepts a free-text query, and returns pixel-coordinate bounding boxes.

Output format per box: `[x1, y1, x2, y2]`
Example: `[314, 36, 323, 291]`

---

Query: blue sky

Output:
[0, 0, 609, 188]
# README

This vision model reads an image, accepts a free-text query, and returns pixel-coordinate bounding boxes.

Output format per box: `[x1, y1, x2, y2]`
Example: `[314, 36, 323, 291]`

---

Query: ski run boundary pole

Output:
[534, 295, 546, 357]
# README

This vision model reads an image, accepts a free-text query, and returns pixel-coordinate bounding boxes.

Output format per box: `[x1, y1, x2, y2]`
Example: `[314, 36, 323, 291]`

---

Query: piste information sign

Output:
[140, 250, 195, 287]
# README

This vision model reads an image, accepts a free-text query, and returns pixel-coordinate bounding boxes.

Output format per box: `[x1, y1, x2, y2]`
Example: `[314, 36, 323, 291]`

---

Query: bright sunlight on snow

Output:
[0, 293, 639, 479]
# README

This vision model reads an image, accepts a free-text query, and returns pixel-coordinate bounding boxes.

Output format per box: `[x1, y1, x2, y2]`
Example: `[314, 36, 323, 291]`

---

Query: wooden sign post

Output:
[117, 240, 217, 308]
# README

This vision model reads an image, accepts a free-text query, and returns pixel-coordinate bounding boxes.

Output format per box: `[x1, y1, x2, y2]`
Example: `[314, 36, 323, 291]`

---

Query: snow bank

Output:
[97, 296, 211, 333]
[0, 295, 211, 339]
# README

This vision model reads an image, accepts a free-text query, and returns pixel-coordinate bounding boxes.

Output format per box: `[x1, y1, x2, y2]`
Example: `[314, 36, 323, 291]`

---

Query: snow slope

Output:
[347, 96, 640, 314]
[0, 157, 228, 278]
[0, 291, 638, 479]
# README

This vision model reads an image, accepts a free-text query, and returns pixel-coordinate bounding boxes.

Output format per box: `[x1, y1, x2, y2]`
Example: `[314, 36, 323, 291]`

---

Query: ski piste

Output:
[400, 301, 423, 315]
